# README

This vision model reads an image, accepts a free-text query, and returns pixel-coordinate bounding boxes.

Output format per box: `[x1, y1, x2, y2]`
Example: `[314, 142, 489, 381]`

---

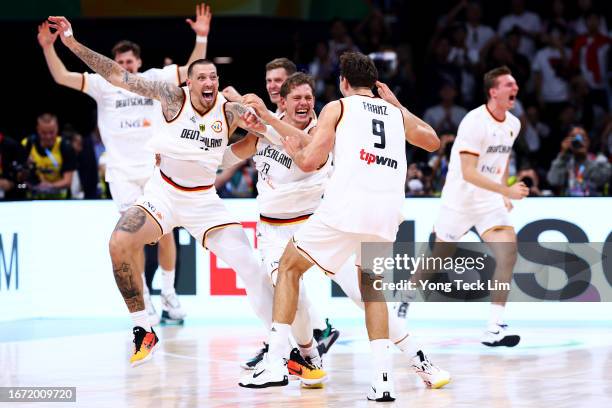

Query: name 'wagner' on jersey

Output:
[316, 95, 407, 242]
[149, 87, 229, 183]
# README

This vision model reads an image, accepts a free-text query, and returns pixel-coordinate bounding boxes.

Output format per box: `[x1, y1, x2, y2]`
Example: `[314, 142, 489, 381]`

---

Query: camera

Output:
[571, 134, 585, 150]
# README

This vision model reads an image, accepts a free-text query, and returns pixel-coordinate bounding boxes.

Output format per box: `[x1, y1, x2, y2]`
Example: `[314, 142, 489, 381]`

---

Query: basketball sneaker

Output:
[481, 323, 520, 347]
[411, 350, 451, 389]
[241, 342, 268, 370]
[287, 348, 328, 387]
[367, 372, 396, 402]
[144, 293, 161, 326]
[238, 354, 289, 388]
[313, 318, 340, 356]
[160, 292, 186, 324]
[130, 326, 159, 367]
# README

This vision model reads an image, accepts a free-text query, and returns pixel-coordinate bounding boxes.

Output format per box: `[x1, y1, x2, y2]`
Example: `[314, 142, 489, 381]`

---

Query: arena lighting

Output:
[214, 56, 233, 64]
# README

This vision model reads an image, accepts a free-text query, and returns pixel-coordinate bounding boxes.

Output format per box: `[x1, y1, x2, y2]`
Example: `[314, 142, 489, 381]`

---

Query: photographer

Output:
[21, 113, 77, 199]
[0, 132, 28, 200]
[547, 126, 611, 196]
[428, 133, 455, 194]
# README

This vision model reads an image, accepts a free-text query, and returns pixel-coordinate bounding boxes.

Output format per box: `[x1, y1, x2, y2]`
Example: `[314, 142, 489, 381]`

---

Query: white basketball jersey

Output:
[254, 114, 332, 218]
[316, 95, 407, 241]
[148, 88, 229, 184]
[441, 104, 521, 212]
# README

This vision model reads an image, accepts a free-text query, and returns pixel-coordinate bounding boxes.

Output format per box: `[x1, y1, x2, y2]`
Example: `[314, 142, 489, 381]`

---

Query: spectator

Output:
[309, 41, 335, 100]
[540, 0, 571, 41]
[69, 132, 85, 199]
[522, 105, 551, 166]
[423, 36, 462, 107]
[447, 23, 477, 106]
[405, 163, 433, 197]
[423, 82, 467, 135]
[216, 160, 257, 198]
[498, 0, 542, 58]
[570, 12, 610, 112]
[21, 113, 77, 199]
[532, 23, 572, 123]
[571, 0, 608, 36]
[517, 165, 544, 196]
[465, 1, 497, 63]
[428, 133, 455, 193]
[328, 19, 360, 66]
[388, 44, 418, 109]
[547, 126, 611, 195]
[354, 7, 391, 54]
[0, 132, 28, 200]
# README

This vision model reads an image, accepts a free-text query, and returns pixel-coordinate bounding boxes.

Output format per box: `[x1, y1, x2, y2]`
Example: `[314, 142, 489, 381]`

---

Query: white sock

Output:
[131, 310, 152, 331]
[161, 268, 176, 296]
[370, 338, 393, 377]
[268, 322, 292, 364]
[488, 304, 505, 327]
[394, 332, 420, 359]
[298, 337, 320, 360]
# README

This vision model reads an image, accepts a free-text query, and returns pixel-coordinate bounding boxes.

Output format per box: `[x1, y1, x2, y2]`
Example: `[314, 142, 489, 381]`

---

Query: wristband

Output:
[63, 28, 73, 38]
[196, 35, 208, 44]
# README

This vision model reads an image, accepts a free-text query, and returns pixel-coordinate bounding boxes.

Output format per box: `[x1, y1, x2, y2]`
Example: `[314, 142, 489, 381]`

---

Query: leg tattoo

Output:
[114, 207, 146, 233]
[112, 262, 144, 312]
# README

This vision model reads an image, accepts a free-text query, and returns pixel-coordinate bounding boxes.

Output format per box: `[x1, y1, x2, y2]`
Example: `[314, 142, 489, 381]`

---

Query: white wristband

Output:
[261, 125, 283, 145]
[196, 35, 208, 44]
[63, 28, 73, 38]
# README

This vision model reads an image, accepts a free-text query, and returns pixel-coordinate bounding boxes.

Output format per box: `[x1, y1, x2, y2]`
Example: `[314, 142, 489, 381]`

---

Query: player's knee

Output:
[278, 256, 304, 281]
[496, 246, 517, 269]
[108, 232, 137, 260]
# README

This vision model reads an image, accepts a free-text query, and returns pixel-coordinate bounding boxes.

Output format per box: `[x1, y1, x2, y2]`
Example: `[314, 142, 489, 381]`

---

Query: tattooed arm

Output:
[48, 16, 185, 121]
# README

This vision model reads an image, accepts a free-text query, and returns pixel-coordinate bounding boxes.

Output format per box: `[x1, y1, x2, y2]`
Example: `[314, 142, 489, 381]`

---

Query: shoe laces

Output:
[290, 349, 318, 370]
[133, 327, 147, 352]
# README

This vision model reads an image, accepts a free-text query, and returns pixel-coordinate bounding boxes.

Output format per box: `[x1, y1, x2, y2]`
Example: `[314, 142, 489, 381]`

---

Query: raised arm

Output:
[179, 3, 212, 83]
[37, 21, 83, 90]
[48, 16, 185, 121]
[376, 81, 440, 152]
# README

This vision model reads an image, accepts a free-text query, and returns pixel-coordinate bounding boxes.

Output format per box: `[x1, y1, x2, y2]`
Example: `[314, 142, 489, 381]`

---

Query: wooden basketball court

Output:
[2, 319, 611, 407]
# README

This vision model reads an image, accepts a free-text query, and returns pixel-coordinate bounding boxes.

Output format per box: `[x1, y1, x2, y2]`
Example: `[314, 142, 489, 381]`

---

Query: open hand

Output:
[375, 81, 401, 108]
[37, 21, 59, 48]
[47, 16, 75, 45]
[186, 3, 212, 36]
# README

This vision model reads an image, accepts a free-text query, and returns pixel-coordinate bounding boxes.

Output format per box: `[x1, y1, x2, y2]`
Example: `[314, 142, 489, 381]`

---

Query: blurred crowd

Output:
[1, 0, 610, 200]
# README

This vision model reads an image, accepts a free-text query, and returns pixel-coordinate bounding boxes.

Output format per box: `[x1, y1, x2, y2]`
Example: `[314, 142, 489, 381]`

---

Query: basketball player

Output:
[38, 4, 213, 326]
[239, 52, 440, 401]
[223, 58, 340, 369]
[48, 16, 275, 367]
[228, 72, 450, 389]
[432, 66, 528, 346]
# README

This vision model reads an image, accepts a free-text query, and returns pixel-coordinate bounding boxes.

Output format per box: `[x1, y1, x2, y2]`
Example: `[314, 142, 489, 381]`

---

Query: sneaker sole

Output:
[367, 392, 395, 402]
[299, 374, 328, 386]
[430, 377, 451, 389]
[241, 363, 257, 370]
[130, 341, 160, 368]
[238, 377, 289, 388]
[482, 335, 520, 347]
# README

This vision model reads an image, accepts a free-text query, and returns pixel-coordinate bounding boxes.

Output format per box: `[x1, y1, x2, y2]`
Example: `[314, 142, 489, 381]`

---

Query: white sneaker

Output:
[367, 372, 395, 402]
[238, 354, 289, 388]
[481, 323, 520, 347]
[161, 292, 186, 324]
[411, 350, 451, 389]
[144, 293, 161, 326]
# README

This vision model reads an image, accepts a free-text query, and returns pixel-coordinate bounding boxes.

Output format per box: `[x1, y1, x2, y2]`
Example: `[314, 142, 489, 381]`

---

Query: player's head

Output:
[338, 52, 378, 97]
[483, 66, 518, 110]
[36, 113, 59, 148]
[279, 73, 315, 128]
[187, 59, 219, 110]
[112, 41, 142, 74]
[265, 58, 297, 105]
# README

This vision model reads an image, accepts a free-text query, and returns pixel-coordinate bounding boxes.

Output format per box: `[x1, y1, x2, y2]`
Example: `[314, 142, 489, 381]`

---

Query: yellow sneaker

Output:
[287, 348, 327, 387]
[130, 327, 159, 367]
